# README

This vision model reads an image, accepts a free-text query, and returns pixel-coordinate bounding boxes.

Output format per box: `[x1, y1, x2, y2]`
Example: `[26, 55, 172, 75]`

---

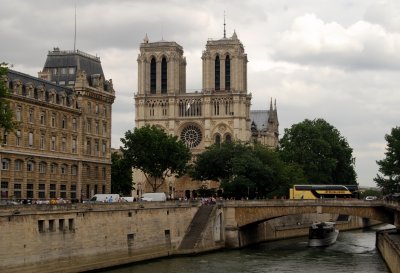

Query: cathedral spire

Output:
[223, 11, 226, 38]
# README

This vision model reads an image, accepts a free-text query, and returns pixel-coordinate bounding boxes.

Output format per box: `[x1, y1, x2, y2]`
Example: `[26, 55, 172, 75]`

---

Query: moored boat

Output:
[308, 221, 339, 247]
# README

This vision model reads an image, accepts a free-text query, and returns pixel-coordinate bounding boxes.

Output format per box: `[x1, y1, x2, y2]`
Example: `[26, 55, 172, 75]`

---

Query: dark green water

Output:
[106, 225, 391, 273]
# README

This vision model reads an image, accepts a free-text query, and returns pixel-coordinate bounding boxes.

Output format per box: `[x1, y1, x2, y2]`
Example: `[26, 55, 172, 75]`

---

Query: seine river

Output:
[105, 225, 391, 273]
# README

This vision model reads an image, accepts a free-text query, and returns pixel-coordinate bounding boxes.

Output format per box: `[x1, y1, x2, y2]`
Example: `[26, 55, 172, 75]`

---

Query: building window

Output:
[61, 68, 67, 74]
[1, 159, 10, 170]
[95, 122, 99, 134]
[60, 184, 66, 198]
[40, 134, 45, 150]
[39, 162, 46, 174]
[27, 183, 34, 198]
[15, 160, 22, 171]
[68, 67, 75, 74]
[40, 111, 46, 125]
[1, 182, 9, 198]
[62, 116, 66, 129]
[62, 137, 66, 152]
[28, 132, 34, 147]
[102, 141, 106, 156]
[87, 102, 91, 113]
[38, 183, 45, 199]
[95, 104, 99, 114]
[16, 130, 21, 146]
[51, 163, 57, 174]
[86, 139, 91, 155]
[29, 108, 34, 123]
[150, 57, 156, 93]
[180, 124, 203, 148]
[215, 55, 220, 91]
[49, 184, 56, 198]
[161, 57, 167, 93]
[72, 118, 77, 130]
[51, 113, 56, 127]
[70, 185, 77, 199]
[86, 119, 91, 133]
[95, 166, 99, 179]
[14, 183, 22, 199]
[27, 161, 35, 172]
[72, 138, 77, 153]
[51, 136, 56, 151]
[16, 106, 21, 122]
[215, 134, 221, 145]
[61, 164, 67, 175]
[71, 165, 78, 175]
[225, 134, 232, 142]
[95, 140, 99, 156]
[225, 55, 230, 90]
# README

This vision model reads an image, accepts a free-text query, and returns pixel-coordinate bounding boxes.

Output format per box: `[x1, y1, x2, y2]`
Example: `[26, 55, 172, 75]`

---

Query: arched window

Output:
[225, 134, 232, 143]
[1, 158, 10, 170]
[27, 161, 35, 172]
[215, 134, 221, 145]
[215, 55, 220, 90]
[150, 57, 156, 93]
[225, 55, 230, 90]
[161, 57, 167, 93]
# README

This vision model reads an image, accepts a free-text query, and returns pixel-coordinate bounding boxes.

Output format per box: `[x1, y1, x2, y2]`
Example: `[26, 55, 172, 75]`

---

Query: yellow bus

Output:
[289, 185, 358, 199]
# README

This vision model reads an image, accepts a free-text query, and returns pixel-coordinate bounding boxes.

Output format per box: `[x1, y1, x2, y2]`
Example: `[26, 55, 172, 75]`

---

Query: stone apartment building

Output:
[0, 49, 115, 201]
[133, 31, 279, 199]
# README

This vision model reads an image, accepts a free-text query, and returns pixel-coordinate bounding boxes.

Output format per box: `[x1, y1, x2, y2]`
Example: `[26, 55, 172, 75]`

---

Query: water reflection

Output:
[106, 225, 391, 273]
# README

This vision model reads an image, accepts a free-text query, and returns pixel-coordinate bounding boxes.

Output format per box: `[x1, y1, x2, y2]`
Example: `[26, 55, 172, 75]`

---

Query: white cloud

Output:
[274, 13, 400, 70]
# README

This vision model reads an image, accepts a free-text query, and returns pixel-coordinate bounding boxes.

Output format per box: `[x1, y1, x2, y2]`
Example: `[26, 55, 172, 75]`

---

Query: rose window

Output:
[180, 125, 202, 148]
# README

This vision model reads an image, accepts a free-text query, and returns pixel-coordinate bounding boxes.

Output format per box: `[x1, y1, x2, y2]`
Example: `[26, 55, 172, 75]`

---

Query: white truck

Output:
[141, 192, 167, 202]
[89, 194, 120, 203]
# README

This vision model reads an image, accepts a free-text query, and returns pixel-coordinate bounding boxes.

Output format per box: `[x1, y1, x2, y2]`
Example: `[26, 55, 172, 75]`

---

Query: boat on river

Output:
[308, 221, 339, 247]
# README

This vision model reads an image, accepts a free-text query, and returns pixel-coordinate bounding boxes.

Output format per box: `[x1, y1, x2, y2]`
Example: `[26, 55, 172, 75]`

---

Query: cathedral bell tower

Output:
[202, 31, 248, 93]
[137, 34, 186, 95]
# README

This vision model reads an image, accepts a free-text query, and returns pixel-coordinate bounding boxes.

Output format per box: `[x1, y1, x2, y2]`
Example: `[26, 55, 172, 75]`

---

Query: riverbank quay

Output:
[377, 228, 400, 273]
[0, 199, 397, 272]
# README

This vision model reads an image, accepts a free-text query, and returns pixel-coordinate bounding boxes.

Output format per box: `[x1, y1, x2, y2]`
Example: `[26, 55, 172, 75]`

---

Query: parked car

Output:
[364, 196, 377, 201]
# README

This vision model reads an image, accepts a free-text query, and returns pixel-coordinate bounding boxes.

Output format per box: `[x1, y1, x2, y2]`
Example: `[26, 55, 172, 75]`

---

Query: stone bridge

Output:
[221, 199, 400, 248]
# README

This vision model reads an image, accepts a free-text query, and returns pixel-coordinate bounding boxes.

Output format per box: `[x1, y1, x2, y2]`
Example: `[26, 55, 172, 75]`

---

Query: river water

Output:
[106, 225, 391, 273]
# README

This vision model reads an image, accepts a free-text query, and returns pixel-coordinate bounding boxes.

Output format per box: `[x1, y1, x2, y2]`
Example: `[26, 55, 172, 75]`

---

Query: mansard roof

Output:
[8, 69, 73, 96]
[42, 48, 105, 83]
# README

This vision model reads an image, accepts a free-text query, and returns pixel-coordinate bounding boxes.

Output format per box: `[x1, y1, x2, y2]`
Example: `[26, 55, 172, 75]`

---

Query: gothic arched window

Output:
[225, 55, 230, 90]
[215, 134, 221, 145]
[150, 57, 156, 94]
[161, 57, 167, 93]
[215, 55, 220, 91]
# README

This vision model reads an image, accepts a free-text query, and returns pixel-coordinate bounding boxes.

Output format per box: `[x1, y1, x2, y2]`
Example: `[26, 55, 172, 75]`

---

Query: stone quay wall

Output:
[377, 229, 400, 273]
[0, 201, 390, 273]
[0, 202, 200, 273]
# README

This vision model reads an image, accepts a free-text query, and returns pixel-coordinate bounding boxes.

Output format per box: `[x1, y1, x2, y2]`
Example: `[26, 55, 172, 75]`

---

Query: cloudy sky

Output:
[1, 0, 399, 188]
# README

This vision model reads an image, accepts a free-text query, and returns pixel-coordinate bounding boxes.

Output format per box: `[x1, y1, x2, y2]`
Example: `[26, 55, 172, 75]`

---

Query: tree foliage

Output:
[374, 126, 400, 194]
[191, 142, 305, 199]
[0, 63, 14, 134]
[121, 125, 191, 192]
[279, 119, 357, 185]
[111, 152, 133, 196]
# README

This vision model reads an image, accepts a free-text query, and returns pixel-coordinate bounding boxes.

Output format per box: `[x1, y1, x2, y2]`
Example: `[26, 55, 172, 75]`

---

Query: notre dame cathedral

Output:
[133, 30, 279, 199]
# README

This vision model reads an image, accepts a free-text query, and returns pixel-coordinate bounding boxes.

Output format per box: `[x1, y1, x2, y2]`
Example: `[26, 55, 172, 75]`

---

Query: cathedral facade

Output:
[134, 31, 279, 199]
[0, 49, 115, 202]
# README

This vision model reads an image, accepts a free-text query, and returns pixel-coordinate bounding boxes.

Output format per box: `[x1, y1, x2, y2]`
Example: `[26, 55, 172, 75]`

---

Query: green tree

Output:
[191, 142, 301, 199]
[111, 152, 133, 196]
[121, 125, 191, 192]
[374, 126, 400, 194]
[0, 63, 14, 135]
[279, 118, 357, 185]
